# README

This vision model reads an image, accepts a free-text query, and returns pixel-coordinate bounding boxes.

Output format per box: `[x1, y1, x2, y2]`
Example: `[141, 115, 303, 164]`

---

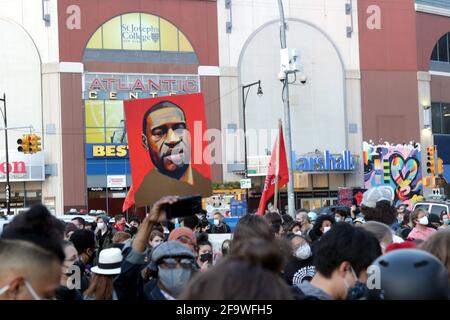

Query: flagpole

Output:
[273, 119, 281, 212]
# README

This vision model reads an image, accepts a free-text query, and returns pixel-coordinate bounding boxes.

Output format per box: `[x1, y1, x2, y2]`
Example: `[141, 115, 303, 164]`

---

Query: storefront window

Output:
[431, 102, 450, 135]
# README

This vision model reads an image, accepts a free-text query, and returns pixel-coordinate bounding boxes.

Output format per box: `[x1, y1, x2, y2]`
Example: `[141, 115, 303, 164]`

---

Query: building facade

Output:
[1, 0, 449, 215]
[217, 0, 364, 210]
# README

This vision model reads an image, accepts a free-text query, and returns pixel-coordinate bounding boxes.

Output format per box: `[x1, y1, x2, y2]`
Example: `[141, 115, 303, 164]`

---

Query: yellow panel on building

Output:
[86, 128, 106, 144]
[141, 14, 161, 51]
[86, 29, 103, 49]
[85, 101, 105, 127]
[160, 19, 178, 52]
[121, 13, 142, 50]
[102, 16, 122, 49]
[178, 31, 194, 52]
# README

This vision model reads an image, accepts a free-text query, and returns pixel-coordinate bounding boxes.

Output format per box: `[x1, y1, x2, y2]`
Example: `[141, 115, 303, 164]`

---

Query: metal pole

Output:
[242, 85, 249, 209]
[277, 0, 296, 218]
[1, 94, 11, 215]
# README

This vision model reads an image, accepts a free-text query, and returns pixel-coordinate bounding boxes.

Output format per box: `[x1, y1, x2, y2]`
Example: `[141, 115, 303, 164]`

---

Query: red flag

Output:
[257, 123, 289, 215]
[122, 184, 135, 212]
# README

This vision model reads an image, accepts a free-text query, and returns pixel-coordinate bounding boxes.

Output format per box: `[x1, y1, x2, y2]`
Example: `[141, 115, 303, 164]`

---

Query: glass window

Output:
[105, 101, 124, 128]
[86, 128, 106, 143]
[438, 33, 449, 62]
[431, 44, 438, 61]
[430, 205, 447, 217]
[442, 103, 450, 134]
[85, 101, 105, 127]
[432, 103, 442, 134]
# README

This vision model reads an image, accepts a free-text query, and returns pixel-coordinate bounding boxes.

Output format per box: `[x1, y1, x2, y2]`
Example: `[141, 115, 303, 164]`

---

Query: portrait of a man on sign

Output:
[124, 93, 212, 207]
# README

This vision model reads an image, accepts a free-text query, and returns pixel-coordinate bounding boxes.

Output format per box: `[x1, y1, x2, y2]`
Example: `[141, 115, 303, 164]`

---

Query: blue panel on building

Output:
[86, 159, 131, 176]
[434, 135, 450, 164]
[87, 160, 107, 175]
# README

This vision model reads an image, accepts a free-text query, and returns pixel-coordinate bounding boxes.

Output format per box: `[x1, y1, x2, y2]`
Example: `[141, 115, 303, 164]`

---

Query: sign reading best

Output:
[87, 144, 129, 158]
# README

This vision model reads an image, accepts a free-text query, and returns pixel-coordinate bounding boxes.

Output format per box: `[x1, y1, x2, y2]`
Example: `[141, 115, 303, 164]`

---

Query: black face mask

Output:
[200, 252, 213, 263]
[130, 226, 138, 235]
[222, 247, 229, 256]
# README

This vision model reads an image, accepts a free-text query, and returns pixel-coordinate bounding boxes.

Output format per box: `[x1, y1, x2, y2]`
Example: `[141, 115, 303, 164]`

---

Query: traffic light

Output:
[17, 134, 32, 154]
[426, 146, 435, 176]
[438, 157, 444, 176]
[16, 134, 42, 154]
[30, 134, 41, 153]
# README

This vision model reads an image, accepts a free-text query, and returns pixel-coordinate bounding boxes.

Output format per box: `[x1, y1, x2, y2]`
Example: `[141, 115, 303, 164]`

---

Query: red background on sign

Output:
[124, 93, 212, 193]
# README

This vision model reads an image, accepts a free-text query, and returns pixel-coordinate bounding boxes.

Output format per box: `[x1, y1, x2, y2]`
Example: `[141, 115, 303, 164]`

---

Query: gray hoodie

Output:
[296, 281, 332, 300]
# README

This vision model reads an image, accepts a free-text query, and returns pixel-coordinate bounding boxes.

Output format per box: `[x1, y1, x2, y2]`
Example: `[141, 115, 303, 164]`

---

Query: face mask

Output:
[335, 217, 342, 223]
[97, 222, 105, 230]
[213, 219, 220, 226]
[0, 280, 43, 300]
[347, 280, 367, 300]
[323, 226, 331, 233]
[0, 284, 9, 296]
[200, 252, 213, 263]
[343, 267, 359, 297]
[443, 219, 450, 225]
[294, 231, 303, 236]
[158, 267, 191, 296]
[222, 247, 229, 256]
[130, 226, 138, 235]
[24, 280, 46, 300]
[397, 215, 404, 224]
[418, 216, 429, 226]
[295, 243, 312, 260]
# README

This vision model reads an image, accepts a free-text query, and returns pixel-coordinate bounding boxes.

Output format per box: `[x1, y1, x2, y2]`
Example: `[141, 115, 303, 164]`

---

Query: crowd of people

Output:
[0, 186, 449, 300]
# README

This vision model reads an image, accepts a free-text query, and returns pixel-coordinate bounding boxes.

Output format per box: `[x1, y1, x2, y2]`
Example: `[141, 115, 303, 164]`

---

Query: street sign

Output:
[240, 178, 252, 189]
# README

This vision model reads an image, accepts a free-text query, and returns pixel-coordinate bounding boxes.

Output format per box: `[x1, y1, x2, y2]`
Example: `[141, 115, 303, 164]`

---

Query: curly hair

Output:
[361, 200, 396, 226]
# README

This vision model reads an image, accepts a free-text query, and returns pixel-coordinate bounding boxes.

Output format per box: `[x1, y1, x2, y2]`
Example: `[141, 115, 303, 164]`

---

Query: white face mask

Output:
[323, 226, 331, 233]
[335, 217, 342, 223]
[97, 222, 106, 230]
[295, 243, 312, 260]
[294, 231, 303, 236]
[343, 267, 358, 290]
[418, 216, 429, 226]
[0, 280, 43, 300]
[213, 219, 220, 226]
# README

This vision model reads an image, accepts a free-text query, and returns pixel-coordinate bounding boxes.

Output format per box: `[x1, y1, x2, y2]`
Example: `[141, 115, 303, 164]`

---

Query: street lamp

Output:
[0, 94, 11, 215]
[242, 80, 263, 208]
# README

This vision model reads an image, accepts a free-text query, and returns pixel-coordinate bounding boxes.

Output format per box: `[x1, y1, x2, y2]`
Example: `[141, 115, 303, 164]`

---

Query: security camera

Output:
[277, 71, 286, 81]
[298, 74, 307, 84]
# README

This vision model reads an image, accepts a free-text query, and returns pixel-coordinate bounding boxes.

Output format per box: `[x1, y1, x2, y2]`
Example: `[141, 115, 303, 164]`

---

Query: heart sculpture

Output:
[390, 154, 419, 188]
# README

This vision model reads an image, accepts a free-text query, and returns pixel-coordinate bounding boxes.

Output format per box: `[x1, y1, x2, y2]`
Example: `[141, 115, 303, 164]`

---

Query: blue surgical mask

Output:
[158, 267, 191, 296]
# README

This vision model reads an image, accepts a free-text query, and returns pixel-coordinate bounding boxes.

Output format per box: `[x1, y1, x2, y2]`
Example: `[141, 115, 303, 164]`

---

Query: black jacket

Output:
[210, 223, 231, 234]
[55, 286, 84, 300]
[143, 278, 167, 300]
[283, 257, 316, 286]
[96, 227, 114, 251]
[113, 249, 149, 300]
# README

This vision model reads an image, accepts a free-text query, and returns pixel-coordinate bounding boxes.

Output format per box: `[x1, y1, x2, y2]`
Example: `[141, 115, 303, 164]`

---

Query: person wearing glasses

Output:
[143, 241, 196, 300]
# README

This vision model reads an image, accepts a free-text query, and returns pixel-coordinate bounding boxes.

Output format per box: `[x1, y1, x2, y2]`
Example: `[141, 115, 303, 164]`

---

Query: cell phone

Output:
[164, 195, 203, 220]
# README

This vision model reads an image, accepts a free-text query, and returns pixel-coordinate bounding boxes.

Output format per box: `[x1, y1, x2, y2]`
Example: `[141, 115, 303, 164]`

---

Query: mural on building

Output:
[363, 142, 424, 207]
